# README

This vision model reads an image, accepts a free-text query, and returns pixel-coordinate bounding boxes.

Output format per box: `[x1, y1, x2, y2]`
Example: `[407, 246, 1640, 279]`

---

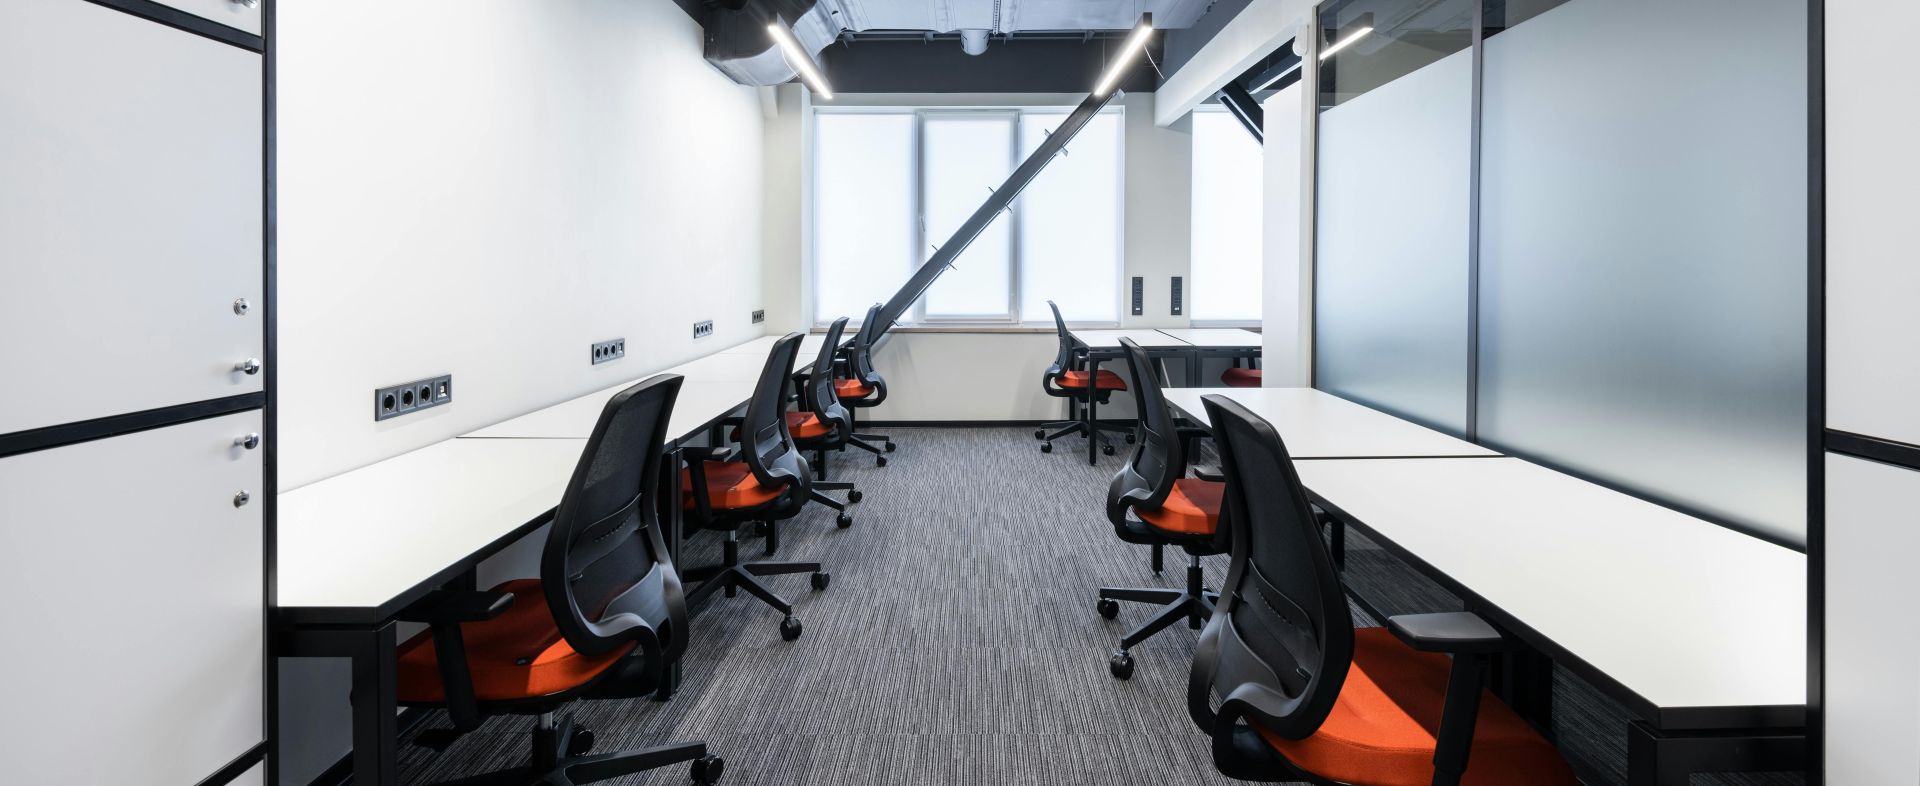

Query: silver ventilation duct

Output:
[704, 0, 844, 87]
[958, 28, 990, 55]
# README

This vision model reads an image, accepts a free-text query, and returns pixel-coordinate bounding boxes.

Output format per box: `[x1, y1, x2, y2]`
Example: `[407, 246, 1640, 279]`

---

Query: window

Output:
[1189, 108, 1265, 323]
[811, 107, 1123, 325]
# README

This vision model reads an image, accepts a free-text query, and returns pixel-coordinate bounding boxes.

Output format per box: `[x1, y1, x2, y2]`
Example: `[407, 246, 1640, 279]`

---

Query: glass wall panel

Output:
[813, 113, 915, 323]
[1018, 111, 1122, 323]
[1313, 0, 1474, 434]
[922, 113, 1015, 319]
[1477, 0, 1807, 542]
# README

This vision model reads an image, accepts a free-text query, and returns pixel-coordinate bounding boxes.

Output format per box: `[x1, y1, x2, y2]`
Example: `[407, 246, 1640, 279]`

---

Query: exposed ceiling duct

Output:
[703, 0, 842, 87]
[959, 28, 990, 55]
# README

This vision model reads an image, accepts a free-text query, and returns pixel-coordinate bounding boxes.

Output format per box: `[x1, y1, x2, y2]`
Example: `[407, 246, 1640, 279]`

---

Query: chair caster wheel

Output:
[885, 441, 897, 452]
[1041, 442, 1053, 453]
[1034, 429, 1046, 440]
[692, 754, 725, 784]
[876, 456, 888, 467]
[1126, 433, 1137, 444]
[847, 489, 864, 503]
[567, 724, 594, 757]
[812, 571, 831, 590]
[780, 616, 804, 641]
[836, 512, 854, 528]
[1102, 444, 1116, 456]
[1109, 649, 1135, 680]
[1097, 598, 1119, 619]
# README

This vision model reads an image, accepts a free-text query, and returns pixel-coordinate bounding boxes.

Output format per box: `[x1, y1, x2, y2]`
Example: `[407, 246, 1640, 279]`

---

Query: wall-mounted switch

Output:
[591, 338, 625, 365]
[1171, 276, 1183, 316]
[693, 320, 714, 339]
[1131, 277, 1144, 316]
[752, 309, 765, 324]
[374, 374, 452, 421]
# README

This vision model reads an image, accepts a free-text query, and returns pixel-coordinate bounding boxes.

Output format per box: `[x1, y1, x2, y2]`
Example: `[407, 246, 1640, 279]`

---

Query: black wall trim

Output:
[81, 0, 264, 52]
[1826, 430, 1920, 472]
[1805, 0, 1826, 780]
[301, 708, 431, 786]
[194, 743, 266, 786]
[0, 392, 264, 459]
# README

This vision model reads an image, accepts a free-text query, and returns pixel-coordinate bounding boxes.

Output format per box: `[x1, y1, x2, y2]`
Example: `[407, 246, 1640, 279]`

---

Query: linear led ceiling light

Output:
[1319, 13, 1374, 61]
[768, 21, 834, 100]
[1093, 14, 1155, 98]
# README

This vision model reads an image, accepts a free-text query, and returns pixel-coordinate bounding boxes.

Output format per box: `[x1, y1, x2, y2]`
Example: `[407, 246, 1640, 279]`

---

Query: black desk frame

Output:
[1078, 339, 1263, 465]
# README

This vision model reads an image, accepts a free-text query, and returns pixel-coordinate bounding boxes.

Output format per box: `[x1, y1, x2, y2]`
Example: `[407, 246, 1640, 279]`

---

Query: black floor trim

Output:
[0, 393, 265, 459]
[194, 742, 266, 786]
[1826, 429, 1920, 473]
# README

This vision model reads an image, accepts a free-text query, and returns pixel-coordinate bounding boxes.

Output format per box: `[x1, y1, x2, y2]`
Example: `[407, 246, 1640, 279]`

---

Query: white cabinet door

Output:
[0, 0, 263, 434]
[153, 0, 263, 37]
[0, 412, 264, 785]
[1826, 453, 1920, 785]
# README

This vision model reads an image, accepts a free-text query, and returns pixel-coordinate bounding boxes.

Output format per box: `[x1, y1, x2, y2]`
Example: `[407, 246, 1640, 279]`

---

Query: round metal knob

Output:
[233, 491, 252, 508]
[232, 298, 251, 316]
[233, 0, 259, 8]
[234, 358, 262, 375]
[234, 432, 261, 450]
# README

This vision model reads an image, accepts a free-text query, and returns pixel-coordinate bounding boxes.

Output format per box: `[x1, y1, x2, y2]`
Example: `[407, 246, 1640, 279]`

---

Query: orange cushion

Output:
[730, 412, 831, 443]
[1059, 369, 1127, 391]
[1254, 628, 1578, 786]
[1221, 367, 1263, 388]
[396, 579, 634, 704]
[834, 377, 873, 399]
[681, 461, 784, 510]
[1137, 478, 1224, 535]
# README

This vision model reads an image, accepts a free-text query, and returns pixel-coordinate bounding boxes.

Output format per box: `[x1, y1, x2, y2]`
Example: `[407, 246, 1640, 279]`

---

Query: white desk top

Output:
[1164, 387, 1499, 459]
[718, 333, 828, 364]
[1071, 328, 1191, 349]
[1157, 327, 1263, 348]
[1293, 457, 1806, 717]
[278, 437, 585, 613]
[462, 378, 751, 441]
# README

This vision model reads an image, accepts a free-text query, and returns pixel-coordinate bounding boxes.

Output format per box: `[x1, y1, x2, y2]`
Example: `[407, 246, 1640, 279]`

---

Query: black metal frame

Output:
[1078, 340, 1263, 466]
[1804, 0, 1826, 779]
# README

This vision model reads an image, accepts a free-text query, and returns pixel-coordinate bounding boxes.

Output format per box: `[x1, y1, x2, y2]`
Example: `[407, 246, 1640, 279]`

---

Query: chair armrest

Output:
[1386, 611, 1510, 655]
[397, 589, 513, 625]
[395, 589, 515, 732]
[1190, 465, 1225, 483]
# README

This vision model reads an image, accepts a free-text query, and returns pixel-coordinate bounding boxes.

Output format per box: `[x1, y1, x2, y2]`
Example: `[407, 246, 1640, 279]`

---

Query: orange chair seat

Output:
[833, 377, 873, 399]
[396, 579, 634, 704]
[1254, 628, 1579, 786]
[1059, 369, 1127, 391]
[681, 461, 784, 510]
[1137, 478, 1224, 535]
[1221, 367, 1263, 388]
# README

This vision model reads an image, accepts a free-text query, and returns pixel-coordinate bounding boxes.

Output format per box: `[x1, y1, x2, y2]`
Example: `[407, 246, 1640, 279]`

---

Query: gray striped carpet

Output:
[396, 427, 1803, 786]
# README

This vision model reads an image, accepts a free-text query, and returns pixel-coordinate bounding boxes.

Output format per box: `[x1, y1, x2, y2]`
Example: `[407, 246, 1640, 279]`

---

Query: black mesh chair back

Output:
[541, 374, 686, 662]
[845, 304, 888, 404]
[1199, 393, 1353, 740]
[1107, 337, 1180, 520]
[801, 317, 853, 436]
[1043, 300, 1075, 387]
[742, 333, 810, 492]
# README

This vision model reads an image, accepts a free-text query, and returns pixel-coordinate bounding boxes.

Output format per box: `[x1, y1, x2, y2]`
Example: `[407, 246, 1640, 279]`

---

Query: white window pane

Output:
[1018, 112, 1121, 323]
[922, 114, 1014, 318]
[814, 113, 915, 324]
[1190, 110, 1264, 322]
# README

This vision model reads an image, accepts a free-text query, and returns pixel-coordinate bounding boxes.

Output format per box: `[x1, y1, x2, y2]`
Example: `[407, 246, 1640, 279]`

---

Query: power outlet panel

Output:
[752, 309, 765, 324]
[1170, 276, 1184, 316]
[374, 374, 452, 421]
[1131, 277, 1144, 316]
[693, 320, 714, 339]
[591, 338, 625, 365]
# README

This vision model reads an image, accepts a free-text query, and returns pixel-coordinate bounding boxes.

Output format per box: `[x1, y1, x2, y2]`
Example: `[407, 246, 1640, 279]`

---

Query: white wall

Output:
[277, 0, 767, 490]
[274, 2, 766, 780]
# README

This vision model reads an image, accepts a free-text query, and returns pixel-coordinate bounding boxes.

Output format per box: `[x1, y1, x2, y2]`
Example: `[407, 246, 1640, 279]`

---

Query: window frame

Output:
[1187, 104, 1266, 329]
[809, 104, 1126, 330]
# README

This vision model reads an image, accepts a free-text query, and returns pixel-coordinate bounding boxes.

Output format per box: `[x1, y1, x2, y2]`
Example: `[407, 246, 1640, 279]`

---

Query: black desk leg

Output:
[1626, 722, 1806, 786]
[1187, 349, 1202, 387]
[1086, 356, 1101, 466]
[286, 623, 400, 786]
[657, 445, 685, 702]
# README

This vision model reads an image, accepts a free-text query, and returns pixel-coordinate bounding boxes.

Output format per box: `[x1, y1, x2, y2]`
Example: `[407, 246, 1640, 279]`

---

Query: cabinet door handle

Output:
[234, 357, 262, 376]
[232, 0, 259, 8]
[234, 433, 261, 450]
[233, 491, 252, 508]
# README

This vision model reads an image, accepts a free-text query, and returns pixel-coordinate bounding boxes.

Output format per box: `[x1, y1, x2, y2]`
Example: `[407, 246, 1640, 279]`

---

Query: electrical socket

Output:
[693, 320, 714, 339]
[374, 374, 452, 421]
[591, 338, 625, 365]
[1171, 276, 1184, 316]
[752, 310, 765, 324]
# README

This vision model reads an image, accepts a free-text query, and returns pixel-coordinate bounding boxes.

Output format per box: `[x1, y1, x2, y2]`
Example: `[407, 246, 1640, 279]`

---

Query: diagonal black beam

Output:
[1217, 81, 1265, 143]
[872, 87, 1122, 337]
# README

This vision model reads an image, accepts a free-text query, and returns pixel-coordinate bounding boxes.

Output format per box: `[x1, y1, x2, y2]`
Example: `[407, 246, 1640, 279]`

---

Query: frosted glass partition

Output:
[1314, 49, 1473, 434]
[813, 113, 915, 323]
[1477, 0, 1807, 542]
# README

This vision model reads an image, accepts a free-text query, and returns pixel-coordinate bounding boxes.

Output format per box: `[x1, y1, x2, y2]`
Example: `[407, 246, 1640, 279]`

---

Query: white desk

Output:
[1293, 457, 1806, 736]
[1162, 387, 1497, 459]
[1069, 328, 1191, 349]
[1156, 327, 1262, 348]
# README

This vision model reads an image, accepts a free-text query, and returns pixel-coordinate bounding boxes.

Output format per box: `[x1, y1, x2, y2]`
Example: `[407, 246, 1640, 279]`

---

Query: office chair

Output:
[392, 374, 724, 785]
[790, 316, 863, 526]
[1221, 364, 1262, 388]
[832, 303, 895, 466]
[1188, 394, 1577, 786]
[1036, 300, 1131, 456]
[1099, 337, 1225, 680]
[683, 332, 829, 641]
